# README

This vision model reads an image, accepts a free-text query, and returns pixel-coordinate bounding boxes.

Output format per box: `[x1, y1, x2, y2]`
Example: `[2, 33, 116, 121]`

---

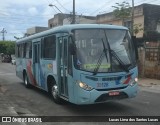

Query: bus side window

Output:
[17, 44, 20, 58]
[43, 35, 56, 59]
[23, 43, 27, 58]
[68, 37, 73, 75]
[17, 44, 22, 58]
[26, 42, 32, 58]
[63, 38, 67, 66]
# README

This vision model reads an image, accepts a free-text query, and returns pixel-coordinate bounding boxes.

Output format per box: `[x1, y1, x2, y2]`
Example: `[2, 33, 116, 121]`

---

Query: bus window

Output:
[26, 42, 32, 58]
[23, 43, 26, 58]
[17, 44, 23, 58]
[43, 35, 56, 59]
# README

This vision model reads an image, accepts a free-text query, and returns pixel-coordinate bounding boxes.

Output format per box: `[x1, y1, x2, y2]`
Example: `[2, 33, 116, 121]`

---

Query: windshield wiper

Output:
[110, 50, 129, 72]
[103, 30, 130, 73]
[93, 52, 104, 75]
[93, 39, 109, 75]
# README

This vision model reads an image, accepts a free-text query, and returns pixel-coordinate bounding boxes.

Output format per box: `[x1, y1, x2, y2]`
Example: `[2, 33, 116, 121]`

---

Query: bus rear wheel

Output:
[24, 73, 31, 88]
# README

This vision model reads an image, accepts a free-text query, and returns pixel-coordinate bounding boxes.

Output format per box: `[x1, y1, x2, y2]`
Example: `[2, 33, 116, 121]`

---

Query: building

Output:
[97, 4, 160, 79]
[63, 15, 96, 25]
[48, 13, 71, 28]
[97, 4, 160, 38]
[27, 26, 49, 36]
[48, 13, 96, 28]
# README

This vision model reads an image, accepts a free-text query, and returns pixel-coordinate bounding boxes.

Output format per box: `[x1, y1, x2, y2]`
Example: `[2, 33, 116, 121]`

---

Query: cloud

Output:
[28, 7, 38, 16]
[1, 0, 47, 6]
[1, 0, 160, 41]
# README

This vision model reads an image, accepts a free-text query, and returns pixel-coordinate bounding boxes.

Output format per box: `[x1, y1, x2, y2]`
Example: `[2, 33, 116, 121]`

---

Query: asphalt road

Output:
[0, 62, 160, 125]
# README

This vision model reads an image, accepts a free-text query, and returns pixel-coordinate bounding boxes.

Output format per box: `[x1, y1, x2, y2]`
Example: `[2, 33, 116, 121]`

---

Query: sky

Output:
[0, 0, 160, 41]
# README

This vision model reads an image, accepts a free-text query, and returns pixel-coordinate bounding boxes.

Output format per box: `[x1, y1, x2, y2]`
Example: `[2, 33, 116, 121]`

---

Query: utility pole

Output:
[1, 28, 7, 41]
[131, 0, 134, 36]
[72, 0, 75, 24]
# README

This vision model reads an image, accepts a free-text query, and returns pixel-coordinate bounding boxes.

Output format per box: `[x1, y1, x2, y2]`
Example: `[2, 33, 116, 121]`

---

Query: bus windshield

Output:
[73, 29, 136, 73]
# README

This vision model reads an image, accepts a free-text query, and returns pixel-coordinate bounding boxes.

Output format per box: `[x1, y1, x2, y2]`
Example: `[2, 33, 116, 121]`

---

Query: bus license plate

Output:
[109, 91, 120, 96]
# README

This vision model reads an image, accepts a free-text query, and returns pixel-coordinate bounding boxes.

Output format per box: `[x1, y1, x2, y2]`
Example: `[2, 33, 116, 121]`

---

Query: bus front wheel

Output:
[50, 82, 62, 104]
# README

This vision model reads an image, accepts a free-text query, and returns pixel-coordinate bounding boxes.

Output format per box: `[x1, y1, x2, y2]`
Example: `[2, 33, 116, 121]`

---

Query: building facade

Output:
[48, 13, 96, 28]
[27, 26, 49, 36]
[97, 4, 160, 38]
[97, 4, 160, 79]
[63, 15, 96, 25]
[48, 13, 71, 28]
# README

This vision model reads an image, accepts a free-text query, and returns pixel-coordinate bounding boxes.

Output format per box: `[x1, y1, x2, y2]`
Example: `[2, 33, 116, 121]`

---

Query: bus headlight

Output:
[130, 77, 138, 86]
[77, 81, 93, 91]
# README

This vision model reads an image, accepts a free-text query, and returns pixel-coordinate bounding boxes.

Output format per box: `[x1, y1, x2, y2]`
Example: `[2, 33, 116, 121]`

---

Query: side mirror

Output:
[132, 36, 139, 60]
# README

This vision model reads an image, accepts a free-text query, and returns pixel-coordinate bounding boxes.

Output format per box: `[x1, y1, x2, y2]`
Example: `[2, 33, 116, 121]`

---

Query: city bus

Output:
[16, 24, 138, 105]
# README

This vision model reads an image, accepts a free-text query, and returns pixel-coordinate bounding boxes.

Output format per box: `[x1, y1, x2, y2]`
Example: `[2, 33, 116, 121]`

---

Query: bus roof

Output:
[16, 24, 128, 43]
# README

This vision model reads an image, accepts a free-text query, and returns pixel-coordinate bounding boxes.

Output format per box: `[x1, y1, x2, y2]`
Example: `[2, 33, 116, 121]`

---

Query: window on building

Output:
[43, 35, 56, 59]
[50, 24, 53, 28]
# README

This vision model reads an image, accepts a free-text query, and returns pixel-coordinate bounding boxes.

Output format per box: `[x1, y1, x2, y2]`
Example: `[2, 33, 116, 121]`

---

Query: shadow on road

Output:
[18, 81, 135, 116]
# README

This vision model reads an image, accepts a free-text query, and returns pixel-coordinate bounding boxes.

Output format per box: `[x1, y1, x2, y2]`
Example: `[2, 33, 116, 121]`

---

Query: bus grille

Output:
[95, 92, 128, 102]
[102, 77, 121, 81]
[85, 76, 98, 81]
[96, 86, 128, 91]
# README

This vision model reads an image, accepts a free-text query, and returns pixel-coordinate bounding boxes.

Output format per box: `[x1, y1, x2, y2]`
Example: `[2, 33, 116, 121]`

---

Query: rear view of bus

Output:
[69, 25, 138, 104]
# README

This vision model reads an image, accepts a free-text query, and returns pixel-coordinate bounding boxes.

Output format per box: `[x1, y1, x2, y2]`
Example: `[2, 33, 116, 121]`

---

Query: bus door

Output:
[58, 36, 68, 97]
[33, 40, 41, 86]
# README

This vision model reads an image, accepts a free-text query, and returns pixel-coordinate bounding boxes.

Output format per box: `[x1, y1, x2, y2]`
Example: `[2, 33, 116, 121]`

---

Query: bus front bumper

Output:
[74, 83, 138, 105]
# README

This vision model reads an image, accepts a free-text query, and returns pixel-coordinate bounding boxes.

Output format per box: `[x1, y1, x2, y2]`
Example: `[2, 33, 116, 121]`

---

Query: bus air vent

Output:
[85, 76, 98, 81]
[102, 77, 121, 81]
[96, 86, 128, 91]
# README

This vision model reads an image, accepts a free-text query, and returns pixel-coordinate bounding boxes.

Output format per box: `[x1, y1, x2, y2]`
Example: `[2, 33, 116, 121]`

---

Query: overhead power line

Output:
[53, 0, 70, 12]
[89, 0, 116, 16]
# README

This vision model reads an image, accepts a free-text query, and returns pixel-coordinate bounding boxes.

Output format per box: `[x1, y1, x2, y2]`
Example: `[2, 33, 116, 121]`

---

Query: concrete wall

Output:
[143, 4, 160, 32]
[27, 27, 49, 35]
[63, 16, 96, 24]
[134, 15, 144, 37]
[48, 13, 71, 28]
[97, 10, 145, 37]
[138, 41, 160, 79]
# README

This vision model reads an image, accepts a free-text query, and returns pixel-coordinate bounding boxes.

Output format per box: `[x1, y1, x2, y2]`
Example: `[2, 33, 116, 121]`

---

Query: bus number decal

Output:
[97, 83, 109, 88]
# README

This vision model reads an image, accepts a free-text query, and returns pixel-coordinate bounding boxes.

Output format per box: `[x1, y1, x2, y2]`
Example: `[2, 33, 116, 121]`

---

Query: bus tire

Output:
[24, 73, 31, 88]
[49, 79, 62, 104]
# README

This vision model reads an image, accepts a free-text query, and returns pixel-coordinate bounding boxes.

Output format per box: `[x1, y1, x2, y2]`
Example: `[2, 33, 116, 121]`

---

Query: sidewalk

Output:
[138, 78, 160, 87]
[138, 78, 160, 93]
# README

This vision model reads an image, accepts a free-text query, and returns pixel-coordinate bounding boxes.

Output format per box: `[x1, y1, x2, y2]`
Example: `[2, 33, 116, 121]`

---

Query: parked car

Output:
[2, 55, 11, 63]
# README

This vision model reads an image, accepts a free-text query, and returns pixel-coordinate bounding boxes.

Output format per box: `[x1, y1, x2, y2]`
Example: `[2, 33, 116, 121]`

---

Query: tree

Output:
[0, 41, 15, 55]
[112, 1, 143, 36]
[112, 1, 131, 26]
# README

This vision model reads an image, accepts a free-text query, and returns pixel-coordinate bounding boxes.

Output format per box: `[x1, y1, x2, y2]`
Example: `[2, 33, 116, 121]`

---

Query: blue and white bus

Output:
[16, 24, 138, 105]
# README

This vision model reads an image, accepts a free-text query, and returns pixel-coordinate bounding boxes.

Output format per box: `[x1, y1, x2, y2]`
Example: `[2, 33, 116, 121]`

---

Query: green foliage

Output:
[112, 2, 143, 36]
[112, 1, 131, 25]
[133, 24, 143, 35]
[0, 41, 15, 55]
